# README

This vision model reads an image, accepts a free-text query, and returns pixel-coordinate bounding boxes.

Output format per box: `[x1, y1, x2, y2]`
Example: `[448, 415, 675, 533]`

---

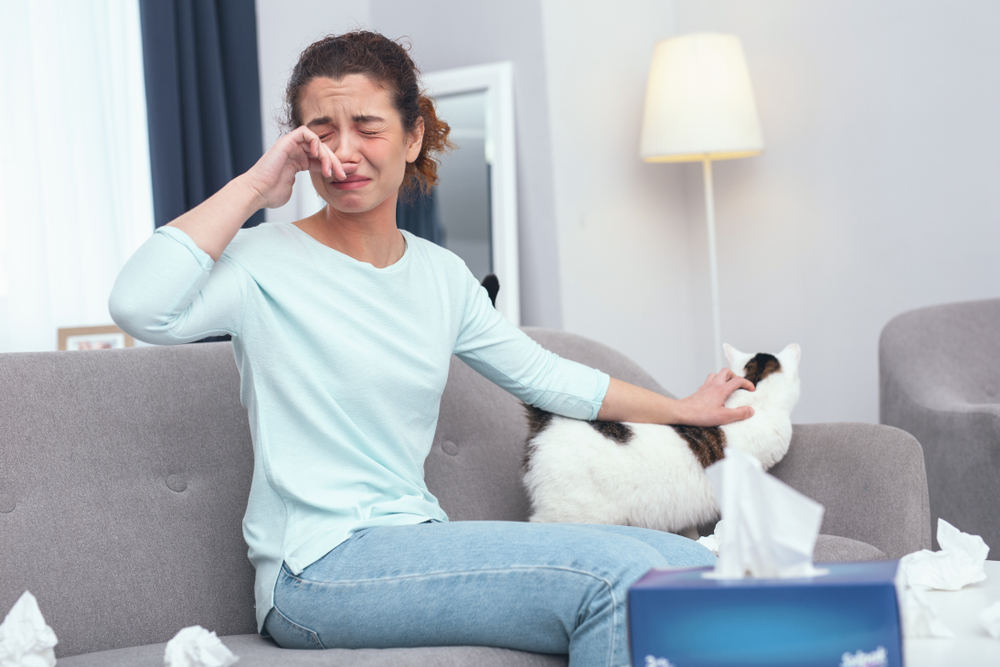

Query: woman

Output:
[110, 31, 753, 667]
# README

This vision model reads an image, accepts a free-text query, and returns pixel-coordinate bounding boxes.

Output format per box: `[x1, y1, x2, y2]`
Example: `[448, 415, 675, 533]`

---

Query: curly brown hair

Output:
[282, 31, 453, 198]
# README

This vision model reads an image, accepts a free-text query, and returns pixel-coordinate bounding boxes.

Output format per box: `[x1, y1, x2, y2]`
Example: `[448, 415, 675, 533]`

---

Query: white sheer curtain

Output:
[0, 0, 154, 352]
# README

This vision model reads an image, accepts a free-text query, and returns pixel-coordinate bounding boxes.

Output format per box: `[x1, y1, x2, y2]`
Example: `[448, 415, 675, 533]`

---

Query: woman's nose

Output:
[332, 132, 359, 164]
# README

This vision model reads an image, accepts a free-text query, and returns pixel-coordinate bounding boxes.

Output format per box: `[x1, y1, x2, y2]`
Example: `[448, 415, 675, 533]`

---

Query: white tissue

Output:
[899, 518, 989, 591]
[164, 626, 238, 667]
[0, 591, 58, 667]
[981, 601, 1000, 639]
[696, 519, 725, 556]
[704, 448, 826, 579]
[894, 567, 954, 639]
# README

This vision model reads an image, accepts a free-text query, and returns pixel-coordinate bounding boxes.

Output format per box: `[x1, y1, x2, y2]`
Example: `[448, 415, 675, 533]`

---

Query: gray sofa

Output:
[1, 327, 930, 666]
[880, 297, 1000, 550]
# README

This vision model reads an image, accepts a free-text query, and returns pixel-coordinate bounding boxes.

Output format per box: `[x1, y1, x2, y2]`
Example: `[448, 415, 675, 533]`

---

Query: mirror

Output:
[421, 62, 519, 324]
[292, 62, 519, 324]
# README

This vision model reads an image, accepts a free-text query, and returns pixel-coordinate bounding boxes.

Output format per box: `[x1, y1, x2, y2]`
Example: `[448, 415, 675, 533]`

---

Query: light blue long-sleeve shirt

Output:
[109, 222, 610, 631]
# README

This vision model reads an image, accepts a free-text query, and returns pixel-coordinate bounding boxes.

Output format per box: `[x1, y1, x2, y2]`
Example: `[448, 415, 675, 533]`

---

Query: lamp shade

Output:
[640, 33, 764, 162]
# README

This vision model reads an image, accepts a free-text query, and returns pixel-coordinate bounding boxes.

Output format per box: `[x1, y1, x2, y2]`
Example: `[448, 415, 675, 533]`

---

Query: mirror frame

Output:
[423, 62, 520, 324]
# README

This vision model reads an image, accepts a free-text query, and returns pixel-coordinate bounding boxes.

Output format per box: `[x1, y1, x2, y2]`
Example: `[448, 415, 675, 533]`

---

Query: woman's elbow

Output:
[108, 282, 174, 345]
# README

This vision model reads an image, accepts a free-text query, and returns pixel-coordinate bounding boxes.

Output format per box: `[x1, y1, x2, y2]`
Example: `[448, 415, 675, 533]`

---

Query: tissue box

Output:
[629, 561, 902, 667]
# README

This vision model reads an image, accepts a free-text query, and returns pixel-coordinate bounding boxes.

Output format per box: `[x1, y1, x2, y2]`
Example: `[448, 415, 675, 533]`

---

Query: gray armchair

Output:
[880, 297, 1000, 549]
[0, 327, 930, 665]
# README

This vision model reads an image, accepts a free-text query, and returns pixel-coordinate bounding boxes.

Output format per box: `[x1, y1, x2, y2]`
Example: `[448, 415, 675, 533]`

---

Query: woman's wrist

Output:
[166, 175, 265, 261]
[236, 169, 272, 213]
[598, 378, 685, 424]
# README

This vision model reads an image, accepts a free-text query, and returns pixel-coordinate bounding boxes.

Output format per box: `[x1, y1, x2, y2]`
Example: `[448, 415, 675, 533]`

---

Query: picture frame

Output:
[58, 325, 134, 351]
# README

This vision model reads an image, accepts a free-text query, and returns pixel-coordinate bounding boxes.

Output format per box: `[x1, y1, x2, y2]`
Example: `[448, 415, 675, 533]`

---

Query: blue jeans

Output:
[264, 520, 715, 667]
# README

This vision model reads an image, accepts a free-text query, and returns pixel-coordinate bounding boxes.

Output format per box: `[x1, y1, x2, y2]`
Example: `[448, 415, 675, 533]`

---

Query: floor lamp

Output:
[640, 33, 764, 370]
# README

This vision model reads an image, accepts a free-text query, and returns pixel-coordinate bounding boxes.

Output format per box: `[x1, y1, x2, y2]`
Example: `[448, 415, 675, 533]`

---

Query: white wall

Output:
[541, 0, 705, 399]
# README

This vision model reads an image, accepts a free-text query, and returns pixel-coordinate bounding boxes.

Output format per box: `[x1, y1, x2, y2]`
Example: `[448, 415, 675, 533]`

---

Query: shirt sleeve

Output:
[108, 226, 245, 345]
[452, 269, 610, 421]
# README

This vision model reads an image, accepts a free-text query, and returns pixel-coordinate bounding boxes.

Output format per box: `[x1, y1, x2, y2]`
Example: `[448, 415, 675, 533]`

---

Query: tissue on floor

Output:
[899, 518, 989, 591]
[705, 448, 825, 579]
[894, 579, 955, 639]
[980, 601, 1000, 640]
[0, 591, 58, 667]
[164, 626, 238, 667]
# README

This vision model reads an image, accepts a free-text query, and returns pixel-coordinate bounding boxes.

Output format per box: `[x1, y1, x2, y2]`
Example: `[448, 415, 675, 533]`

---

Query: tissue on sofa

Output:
[0, 591, 57, 667]
[164, 626, 238, 667]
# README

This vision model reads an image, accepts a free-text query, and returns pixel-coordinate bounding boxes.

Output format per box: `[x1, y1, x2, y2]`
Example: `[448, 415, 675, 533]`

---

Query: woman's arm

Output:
[110, 127, 342, 343]
[168, 126, 343, 261]
[452, 268, 754, 428]
[597, 372, 754, 427]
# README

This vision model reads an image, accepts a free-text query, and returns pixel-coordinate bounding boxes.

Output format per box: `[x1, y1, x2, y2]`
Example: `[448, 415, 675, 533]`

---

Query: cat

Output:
[521, 343, 801, 533]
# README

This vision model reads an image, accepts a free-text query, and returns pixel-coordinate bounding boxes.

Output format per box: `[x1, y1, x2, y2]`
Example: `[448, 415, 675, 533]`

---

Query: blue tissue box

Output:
[629, 561, 902, 667]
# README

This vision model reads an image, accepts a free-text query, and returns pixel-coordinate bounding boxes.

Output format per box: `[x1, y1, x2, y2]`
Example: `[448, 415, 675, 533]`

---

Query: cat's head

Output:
[723, 343, 801, 397]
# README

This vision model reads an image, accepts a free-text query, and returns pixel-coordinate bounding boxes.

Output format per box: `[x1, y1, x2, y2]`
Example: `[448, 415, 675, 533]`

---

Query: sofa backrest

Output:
[0, 328, 668, 657]
[0, 343, 255, 658]
[880, 297, 1000, 414]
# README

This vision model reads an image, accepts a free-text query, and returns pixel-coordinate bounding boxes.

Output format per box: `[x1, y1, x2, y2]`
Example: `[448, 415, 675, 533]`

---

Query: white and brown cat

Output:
[522, 344, 801, 533]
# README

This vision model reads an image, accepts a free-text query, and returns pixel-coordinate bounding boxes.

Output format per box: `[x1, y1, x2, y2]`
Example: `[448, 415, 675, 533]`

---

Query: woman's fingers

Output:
[298, 129, 344, 180]
[728, 375, 755, 392]
[322, 142, 345, 180]
[724, 405, 755, 423]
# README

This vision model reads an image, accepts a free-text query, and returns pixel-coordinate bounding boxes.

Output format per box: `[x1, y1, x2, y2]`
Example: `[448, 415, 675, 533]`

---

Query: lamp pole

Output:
[702, 158, 723, 371]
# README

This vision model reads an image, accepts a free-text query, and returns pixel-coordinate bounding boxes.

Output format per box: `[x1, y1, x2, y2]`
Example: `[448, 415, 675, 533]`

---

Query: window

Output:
[0, 0, 154, 352]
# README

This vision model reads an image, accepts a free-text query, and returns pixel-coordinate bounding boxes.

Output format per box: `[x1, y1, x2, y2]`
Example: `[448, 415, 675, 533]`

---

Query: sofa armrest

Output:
[768, 423, 931, 559]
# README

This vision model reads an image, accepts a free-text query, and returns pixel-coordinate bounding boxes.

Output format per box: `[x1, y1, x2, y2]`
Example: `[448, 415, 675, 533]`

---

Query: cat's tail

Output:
[481, 274, 499, 308]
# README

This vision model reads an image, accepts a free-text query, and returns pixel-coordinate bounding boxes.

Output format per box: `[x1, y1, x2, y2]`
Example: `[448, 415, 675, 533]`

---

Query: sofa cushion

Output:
[55, 634, 568, 667]
[814, 534, 888, 562]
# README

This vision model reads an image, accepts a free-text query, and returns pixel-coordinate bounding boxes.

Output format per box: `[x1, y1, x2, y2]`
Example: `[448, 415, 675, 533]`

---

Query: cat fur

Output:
[521, 343, 801, 532]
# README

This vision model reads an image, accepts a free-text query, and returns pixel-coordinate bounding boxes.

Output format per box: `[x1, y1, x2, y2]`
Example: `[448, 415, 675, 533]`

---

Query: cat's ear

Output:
[723, 343, 741, 369]
[780, 343, 801, 365]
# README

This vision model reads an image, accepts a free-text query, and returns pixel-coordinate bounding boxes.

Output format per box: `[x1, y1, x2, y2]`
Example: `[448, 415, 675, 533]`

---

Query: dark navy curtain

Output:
[397, 188, 445, 246]
[139, 0, 264, 229]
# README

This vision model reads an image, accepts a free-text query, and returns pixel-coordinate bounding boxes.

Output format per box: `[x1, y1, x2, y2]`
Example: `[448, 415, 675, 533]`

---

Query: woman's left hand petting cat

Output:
[597, 368, 754, 427]
[675, 368, 756, 426]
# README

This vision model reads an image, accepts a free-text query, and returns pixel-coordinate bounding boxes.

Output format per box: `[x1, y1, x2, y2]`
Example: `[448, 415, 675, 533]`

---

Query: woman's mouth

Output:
[330, 175, 371, 190]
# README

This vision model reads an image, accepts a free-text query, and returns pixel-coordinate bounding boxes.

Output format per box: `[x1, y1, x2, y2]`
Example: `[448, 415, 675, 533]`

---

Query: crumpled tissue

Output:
[899, 518, 989, 591]
[704, 448, 826, 579]
[894, 518, 991, 639]
[0, 591, 58, 667]
[696, 519, 725, 556]
[164, 626, 238, 667]
[980, 600, 1000, 640]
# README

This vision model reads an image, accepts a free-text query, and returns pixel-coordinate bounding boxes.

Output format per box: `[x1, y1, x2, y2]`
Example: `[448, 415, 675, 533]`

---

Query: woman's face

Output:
[299, 75, 423, 216]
